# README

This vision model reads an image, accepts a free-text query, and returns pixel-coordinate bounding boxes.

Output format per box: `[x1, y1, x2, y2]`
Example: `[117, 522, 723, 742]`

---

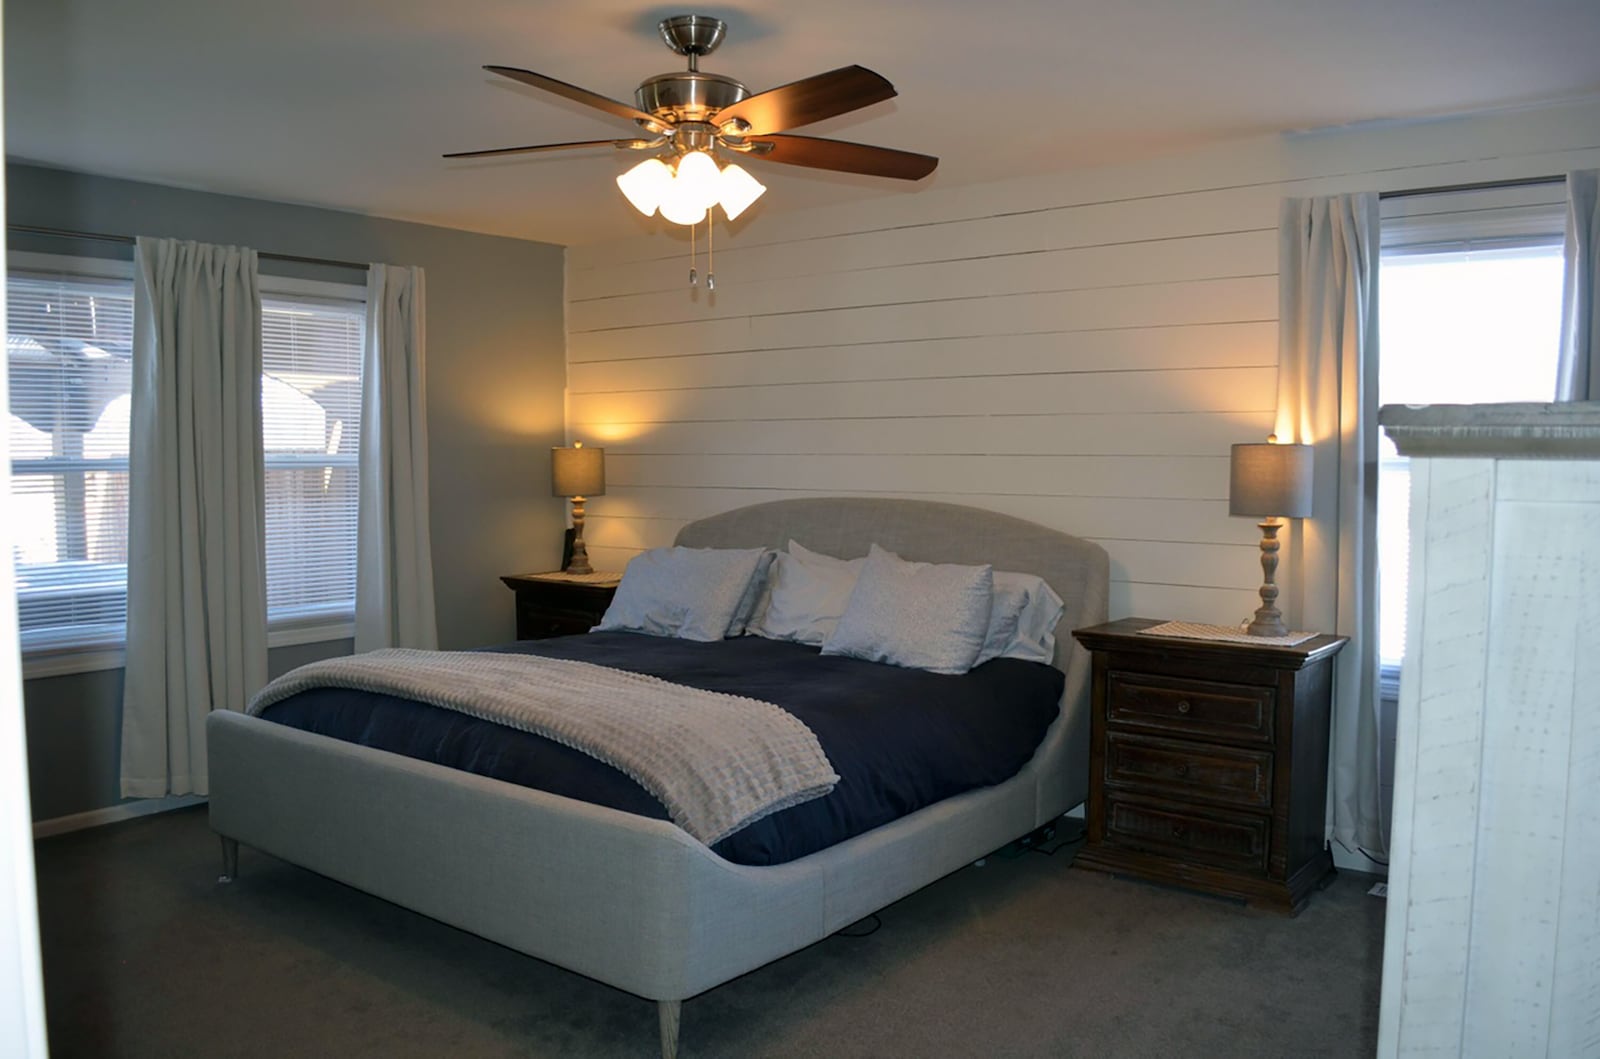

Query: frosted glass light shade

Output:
[616, 158, 671, 217]
[674, 150, 723, 210]
[658, 176, 709, 226]
[718, 163, 766, 221]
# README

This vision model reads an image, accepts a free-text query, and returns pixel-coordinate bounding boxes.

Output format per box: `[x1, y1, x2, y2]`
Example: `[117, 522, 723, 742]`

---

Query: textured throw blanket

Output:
[248, 649, 840, 846]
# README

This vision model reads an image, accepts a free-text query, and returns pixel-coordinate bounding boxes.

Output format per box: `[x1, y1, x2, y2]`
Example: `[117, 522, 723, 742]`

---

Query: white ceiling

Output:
[7, 0, 1600, 247]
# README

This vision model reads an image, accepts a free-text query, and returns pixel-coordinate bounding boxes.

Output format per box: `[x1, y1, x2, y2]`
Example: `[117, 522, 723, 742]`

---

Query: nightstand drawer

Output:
[1104, 797, 1270, 873]
[1107, 672, 1274, 743]
[1105, 732, 1273, 809]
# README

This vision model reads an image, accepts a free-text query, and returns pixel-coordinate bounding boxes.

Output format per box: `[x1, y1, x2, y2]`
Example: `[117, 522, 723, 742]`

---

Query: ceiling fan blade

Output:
[714, 66, 895, 136]
[747, 133, 938, 181]
[443, 139, 653, 160]
[485, 65, 663, 128]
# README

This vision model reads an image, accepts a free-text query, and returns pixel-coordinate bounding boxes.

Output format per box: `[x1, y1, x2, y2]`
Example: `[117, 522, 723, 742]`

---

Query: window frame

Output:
[7, 253, 368, 678]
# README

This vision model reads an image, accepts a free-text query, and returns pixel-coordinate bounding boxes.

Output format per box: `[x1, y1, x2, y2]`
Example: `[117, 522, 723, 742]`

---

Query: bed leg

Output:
[218, 836, 240, 884]
[657, 999, 681, 1059]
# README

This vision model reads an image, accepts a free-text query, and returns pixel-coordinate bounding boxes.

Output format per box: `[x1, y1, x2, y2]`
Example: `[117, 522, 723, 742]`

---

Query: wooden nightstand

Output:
[1071, 617, 1347, 914]
[500, 571, 621, 640]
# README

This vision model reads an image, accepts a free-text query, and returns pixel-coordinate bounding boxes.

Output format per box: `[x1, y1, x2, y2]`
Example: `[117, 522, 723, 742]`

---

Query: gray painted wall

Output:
[9, 163, 570, 821]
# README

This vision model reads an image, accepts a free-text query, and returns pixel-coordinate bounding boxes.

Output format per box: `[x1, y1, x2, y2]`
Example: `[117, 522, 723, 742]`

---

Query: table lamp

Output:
[551, 442, 605, 575]
[1229, 437, 1313, 637]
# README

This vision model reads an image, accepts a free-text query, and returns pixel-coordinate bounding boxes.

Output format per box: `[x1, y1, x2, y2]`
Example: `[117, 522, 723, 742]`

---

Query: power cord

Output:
[833, 913, 881, 938]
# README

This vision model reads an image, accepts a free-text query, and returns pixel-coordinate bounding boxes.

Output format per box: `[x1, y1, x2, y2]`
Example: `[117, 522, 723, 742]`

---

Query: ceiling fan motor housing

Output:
[635, 71, 750, 126]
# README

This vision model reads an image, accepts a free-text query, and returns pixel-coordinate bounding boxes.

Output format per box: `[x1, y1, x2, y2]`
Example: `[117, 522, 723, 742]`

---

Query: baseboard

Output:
[33, 795, 208, 839]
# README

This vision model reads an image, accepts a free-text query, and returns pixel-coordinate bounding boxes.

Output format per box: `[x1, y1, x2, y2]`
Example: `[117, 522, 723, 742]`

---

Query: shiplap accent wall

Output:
[566, 100, 1600, 625]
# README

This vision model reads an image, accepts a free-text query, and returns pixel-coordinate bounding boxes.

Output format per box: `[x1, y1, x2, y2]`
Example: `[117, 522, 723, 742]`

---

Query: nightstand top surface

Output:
[1073, 617, 1347, 666]
[503, 570, 622, 586]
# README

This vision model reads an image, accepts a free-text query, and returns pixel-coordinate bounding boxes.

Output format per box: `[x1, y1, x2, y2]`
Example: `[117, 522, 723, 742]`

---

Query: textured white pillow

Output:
[821, 545, 994, 674]
[975, 571, 1065, 665]
[747, 540, 865, 645]
[594, 546, 770, 641]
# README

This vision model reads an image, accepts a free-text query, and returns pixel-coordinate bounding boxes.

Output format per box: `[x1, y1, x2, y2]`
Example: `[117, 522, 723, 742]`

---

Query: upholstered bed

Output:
[207, 497, 1110, 1057]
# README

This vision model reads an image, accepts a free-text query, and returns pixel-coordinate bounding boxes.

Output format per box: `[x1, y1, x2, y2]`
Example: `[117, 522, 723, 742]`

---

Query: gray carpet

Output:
[34, 806, 1383, 1057]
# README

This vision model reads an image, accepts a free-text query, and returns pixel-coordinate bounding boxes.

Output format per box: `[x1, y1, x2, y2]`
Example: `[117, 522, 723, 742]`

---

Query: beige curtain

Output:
[354, 264, 437, 652]
[1276, 194, 1386, 859]
[121, 238, 267, 797]
[1556, 170, 1599, 401]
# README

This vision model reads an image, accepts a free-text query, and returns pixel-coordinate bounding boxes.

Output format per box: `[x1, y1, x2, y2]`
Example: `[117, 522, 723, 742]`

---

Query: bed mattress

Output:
[257, 632, 1064, 865]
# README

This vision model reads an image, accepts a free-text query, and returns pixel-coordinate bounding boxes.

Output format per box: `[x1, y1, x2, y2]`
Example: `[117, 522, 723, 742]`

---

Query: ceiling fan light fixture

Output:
[717, 163, 766, 221]
[616, 157, 672, 216]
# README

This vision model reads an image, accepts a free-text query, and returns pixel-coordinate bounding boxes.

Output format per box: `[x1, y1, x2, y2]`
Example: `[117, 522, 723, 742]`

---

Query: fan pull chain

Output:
[707, 217, 715, 291]
[688, 220, 698, 287]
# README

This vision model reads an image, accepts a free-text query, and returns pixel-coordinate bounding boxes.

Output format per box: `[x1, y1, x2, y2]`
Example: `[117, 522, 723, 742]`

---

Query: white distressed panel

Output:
[568, 275, 1276, 361]
[1111, 581, 1260, 625]
[568, 323, 1277, 394]
[572, 367, 1275, 424]
[568, 230, 1277, 330]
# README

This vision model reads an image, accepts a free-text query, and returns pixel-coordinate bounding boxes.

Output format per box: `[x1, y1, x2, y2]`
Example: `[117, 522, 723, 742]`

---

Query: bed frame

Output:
[208, 497, 1109, 1057]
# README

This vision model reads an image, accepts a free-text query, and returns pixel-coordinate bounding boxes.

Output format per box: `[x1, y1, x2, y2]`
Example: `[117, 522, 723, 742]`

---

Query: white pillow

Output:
[747, 540, 865, 646]
[821, 544, 994, 675]
[975, 571, 1065, 665]
[594, 546, 770, 641]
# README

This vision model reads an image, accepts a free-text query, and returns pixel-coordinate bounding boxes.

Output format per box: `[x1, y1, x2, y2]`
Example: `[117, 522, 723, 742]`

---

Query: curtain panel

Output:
[355, 264, 438, 652]
[1557, 169, 1599, 401]
[121, 238, 267, 798]
[1276, 194, 1387, 860]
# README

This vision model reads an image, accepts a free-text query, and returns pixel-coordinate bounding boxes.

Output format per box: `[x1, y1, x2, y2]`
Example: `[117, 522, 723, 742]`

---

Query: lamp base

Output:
[563, 496, 594, 576]
[1247, 518, 1288, 638]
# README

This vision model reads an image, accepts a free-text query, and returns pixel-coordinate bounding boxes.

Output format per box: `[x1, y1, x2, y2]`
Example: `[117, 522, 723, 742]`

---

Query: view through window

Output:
[5, 260, 364, 654]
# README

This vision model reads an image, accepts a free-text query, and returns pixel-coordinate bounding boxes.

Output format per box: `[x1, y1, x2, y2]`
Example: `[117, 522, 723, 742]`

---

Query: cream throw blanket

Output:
[247, 649, 840, 846]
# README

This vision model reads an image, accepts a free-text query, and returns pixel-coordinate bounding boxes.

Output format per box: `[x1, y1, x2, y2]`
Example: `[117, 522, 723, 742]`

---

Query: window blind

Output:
[6, 269, 135, 650]
[260, 292, 364, 628]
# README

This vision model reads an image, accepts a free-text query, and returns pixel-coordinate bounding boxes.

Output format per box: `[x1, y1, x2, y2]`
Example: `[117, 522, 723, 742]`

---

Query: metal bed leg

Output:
[657, 999, 681, 1059]
[218, 836, 240, 884]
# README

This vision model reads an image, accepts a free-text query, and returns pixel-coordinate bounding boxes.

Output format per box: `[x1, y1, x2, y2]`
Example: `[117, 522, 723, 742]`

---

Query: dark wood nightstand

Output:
[1071, 617, 1348, 914]
[500, 571, 621, 640]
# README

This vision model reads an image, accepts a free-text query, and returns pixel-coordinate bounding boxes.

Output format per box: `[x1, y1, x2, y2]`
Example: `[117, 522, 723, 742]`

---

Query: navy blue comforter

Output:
[258, 632, 1064, 865]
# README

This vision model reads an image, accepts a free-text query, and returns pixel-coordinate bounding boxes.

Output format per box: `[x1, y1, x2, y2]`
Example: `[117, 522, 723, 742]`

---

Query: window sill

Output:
[21, 619, 357, 681]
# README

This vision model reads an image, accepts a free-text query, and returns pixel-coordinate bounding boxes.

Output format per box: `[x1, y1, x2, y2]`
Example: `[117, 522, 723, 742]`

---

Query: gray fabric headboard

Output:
[673, 497, 1111, 735]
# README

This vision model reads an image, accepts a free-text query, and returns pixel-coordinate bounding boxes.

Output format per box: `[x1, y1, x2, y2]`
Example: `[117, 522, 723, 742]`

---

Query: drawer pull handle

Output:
[1175, 764, 1189, 777]
[1176, 700, 1192, 714]
[1171, 824, 1187, 839]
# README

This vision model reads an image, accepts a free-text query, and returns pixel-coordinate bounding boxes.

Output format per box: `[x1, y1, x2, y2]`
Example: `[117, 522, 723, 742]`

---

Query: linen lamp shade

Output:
[1229, 443, 1313, 518]
[551, 444, 605, 498]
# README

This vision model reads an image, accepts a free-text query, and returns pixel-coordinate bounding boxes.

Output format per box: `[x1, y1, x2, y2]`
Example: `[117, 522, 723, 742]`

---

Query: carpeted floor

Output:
[34, 806, 1383, 1058]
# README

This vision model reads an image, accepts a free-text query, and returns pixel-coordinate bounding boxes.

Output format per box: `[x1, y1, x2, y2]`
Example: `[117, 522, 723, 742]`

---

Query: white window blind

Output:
[260, 286, 364, 630]
[6, 257, 366, 659]
[6, 266, 134, 651]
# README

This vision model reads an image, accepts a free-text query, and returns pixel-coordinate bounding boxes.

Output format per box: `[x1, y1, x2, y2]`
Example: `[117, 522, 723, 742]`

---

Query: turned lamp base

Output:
[1247, 518, 1289, 637]
[563, 495, 594, 576]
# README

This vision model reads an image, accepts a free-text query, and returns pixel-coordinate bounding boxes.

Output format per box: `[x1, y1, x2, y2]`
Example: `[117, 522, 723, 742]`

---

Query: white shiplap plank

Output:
[569, 275, 1275, 361]
[1111, 581, 1262, 625]
[603, 452, 1229, 500]
[570, 366, 1275, 424]
[568, 229, 1277, 331]
[568, 322, 1276, 394]
[573, 410, 1274, 459]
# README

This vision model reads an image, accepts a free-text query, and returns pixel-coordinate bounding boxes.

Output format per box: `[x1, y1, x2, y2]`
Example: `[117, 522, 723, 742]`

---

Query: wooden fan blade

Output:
[443, 139, 652, 160]
[485, 65, 663, 128]
[714, 66, 895, 136]
[747, 133, 938, 180]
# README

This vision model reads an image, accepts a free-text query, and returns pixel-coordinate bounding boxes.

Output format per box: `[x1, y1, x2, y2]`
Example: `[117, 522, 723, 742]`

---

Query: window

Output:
[1377, 185, 1568, 670]
[5, 254, 365, 663]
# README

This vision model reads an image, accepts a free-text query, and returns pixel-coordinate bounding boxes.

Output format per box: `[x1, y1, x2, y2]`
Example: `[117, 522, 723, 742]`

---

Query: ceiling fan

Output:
[444, 14, 939, 230]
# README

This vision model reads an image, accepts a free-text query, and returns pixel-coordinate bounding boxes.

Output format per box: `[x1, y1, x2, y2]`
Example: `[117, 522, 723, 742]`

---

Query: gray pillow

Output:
[594, 546, 770, 641]
[821, 544, 994, 674]
[747, 540, 865, 646]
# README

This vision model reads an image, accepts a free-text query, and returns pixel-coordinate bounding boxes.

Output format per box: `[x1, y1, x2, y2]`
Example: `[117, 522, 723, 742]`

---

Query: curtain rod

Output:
[1379, 175, 1565, 200]
[6, 223, 370, 272]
